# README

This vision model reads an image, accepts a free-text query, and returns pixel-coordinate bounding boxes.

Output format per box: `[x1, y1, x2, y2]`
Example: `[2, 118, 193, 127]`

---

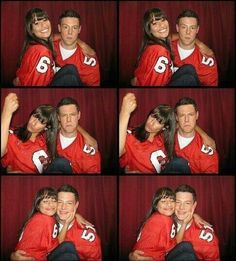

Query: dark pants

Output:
[50, 64, 83, 86]
[47, 241, 79, 261]
[165, 241, 198, 261]
[44, 157, 72, 174]
[161, 157, 191, 174]
[169, 64, 200, 86]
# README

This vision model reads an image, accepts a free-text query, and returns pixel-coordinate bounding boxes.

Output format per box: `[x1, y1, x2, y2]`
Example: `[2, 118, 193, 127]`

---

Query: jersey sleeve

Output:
[134, 45, 172, 86]
[16, 45, 54, 86]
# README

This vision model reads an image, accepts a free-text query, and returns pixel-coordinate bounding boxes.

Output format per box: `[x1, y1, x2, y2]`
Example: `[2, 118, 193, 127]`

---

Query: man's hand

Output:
[11, 250, 35, 261]
[75, 213, 94, 228]
[129, 250, 153, 261]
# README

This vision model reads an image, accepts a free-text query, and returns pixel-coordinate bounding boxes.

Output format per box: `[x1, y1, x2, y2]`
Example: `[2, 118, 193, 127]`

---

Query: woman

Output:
[14, 8, 82, 86]
[133, 8, 199, 86]
[119, 93, 216, 173]
[1, 93, 58, 173]
[12, 187, 78, 261]
[129, 187, 204, 260]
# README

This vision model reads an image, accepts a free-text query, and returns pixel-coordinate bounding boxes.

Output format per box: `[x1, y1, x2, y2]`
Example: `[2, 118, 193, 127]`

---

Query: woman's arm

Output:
[1, 93, 19, 157]
[195, 125, 216, 150]
[119, 93, 137, 157]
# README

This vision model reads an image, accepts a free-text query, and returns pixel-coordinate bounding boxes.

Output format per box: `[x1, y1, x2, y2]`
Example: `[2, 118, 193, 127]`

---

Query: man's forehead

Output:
[59, 104, 78, 113]
[57, 191, 76, 200]
[177, 104, 195, 113]
[176, 191, 193, 200]
[61, 17, 80, 25]
[179, 17, 198, 25]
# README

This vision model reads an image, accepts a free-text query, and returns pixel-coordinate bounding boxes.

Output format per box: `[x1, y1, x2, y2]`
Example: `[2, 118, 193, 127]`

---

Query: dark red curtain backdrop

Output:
[119, 1, 235, 86]
[1, 88, 118, 173]
[1, 1, 117, 85]
[119, 176, 235, 261]
[119, 88, 235, 172]
[1, 176, 117, 261]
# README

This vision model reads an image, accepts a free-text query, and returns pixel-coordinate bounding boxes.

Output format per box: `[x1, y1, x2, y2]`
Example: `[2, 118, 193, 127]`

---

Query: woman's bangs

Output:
[31, 11, 48, 24]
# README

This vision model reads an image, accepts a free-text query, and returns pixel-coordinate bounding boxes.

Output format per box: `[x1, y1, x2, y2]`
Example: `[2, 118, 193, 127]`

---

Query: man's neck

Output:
[60, 40, 77, 50]
[60, 130, 77, 138]
[178, 39, 195, 50]
[178, 129, 195, 138]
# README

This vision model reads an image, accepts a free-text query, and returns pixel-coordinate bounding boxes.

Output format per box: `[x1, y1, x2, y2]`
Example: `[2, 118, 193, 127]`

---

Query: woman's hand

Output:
[121, 93, 137, 116]
[129, 250, 153, 261]
[2, 93, 19, 116]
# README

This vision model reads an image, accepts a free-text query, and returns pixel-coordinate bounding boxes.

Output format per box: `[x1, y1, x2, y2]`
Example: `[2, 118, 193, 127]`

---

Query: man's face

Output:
[58, 17, 81, 48]
[57, 192, 79, 222]
[175, 191, 197, 221]
[58, 104, 80, 137]
[176, 17, 199, 48]
[176, 104, 198, 136]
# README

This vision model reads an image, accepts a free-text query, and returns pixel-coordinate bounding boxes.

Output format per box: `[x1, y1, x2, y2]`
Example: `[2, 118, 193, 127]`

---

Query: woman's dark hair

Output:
[18, 187, 57, 239]
[14, 105, 58, 159]
[136, 8, 173, 65]
[18, 8, 56, 67]
[133, 104, 176, 160]
[137, 187, 175, 235]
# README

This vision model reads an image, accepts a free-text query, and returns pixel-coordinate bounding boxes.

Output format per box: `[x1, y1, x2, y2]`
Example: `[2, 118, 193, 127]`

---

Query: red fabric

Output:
[119, 1, 235, 86]
[64, 222, 102, 260]
[133, 213, 176, 261]
[181, 221, 220, 261]
[1, 88, 117, 173]
[119, 88, 234, 172]
[1, 131, 49, 173]
[119, 176, 235, 261]
[120, 131, 167, 173]
[16, 44, 55, 86]
[1, 176, 117, 260]
[175, 132, 219, 173]
[57, 132, 101, 174]
[172, 39, 218, 86]
[16, 213, 58, 261]
[1, 1, 117, 85]
[54, 39, 100, 86]
[134, 45, 172, 86]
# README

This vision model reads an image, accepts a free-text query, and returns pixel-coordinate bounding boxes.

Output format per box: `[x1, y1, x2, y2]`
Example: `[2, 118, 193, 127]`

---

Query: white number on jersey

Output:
[201, 56, 214, 67]
[83, 144, 96, 155]
[201, 144, 214, 155]
[84, 56, 96, 66]
[170, 223, 176, 239]
[52, 223, 59, 238]
[199, 225, 214, 242]
[32, 150, 49, 173]
[154, 56, 169, 73]
[36, 56, 51, 73]
[150, 150, 166, 173]
[81, 225, 96, 242]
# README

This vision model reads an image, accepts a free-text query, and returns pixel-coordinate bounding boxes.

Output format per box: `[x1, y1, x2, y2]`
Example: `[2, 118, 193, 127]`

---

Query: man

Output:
[54, 10, 100, 86]
[172, 9, 218, 86]
[56, 97, 101, 173]
[129, 184, 220, 260]
[11, 184, 102, 261]
[174, 97, 219, 173]
[55, 184, 102, 260]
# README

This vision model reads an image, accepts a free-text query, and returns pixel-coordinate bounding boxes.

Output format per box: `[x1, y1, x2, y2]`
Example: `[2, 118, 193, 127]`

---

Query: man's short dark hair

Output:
[59, 10, 81, 24]
[175, 184, 197, 202]
[174, 97, 198, 113]
[57, 184, 79, 202]
[176, 9, 200, 26]
[57, 97, 80, 113]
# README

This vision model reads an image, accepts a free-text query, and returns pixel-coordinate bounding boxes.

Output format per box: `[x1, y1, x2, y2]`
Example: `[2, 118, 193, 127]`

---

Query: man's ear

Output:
[196, 111, 199, 120]
[78, 25, 82, 34]
[176, 24, 179, 33]
[75, 201, 79, 210]
[58, 24, 61, 33]
[193, 201, 197, 211]
[78, 111, 81, 121]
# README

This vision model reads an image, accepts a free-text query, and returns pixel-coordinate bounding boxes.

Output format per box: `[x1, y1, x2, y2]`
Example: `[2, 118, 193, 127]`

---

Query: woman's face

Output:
[150, 18, 169, 40]
[32, 18, 51, 40]
[27, 115, 47, 134]
[145, 115, 164, 135]
[156, 196, 175, 216]
[38, 197, 57, 216]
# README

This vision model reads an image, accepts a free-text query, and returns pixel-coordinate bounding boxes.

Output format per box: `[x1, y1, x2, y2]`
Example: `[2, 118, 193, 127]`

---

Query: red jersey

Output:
[16, 213, 58, 261]
[172, 40, 218, 86]
[62, 222, 102, 261]
[134, 44, 173, 86]
[57, 132, 101, 174]
[174, 132, 219, 173]
[1, 130, 50, 173]
[179, 221, 220, 261]
[120, 130, 168, 173]
[54, 39, 100, 86]
[133, 213, 176, 261]
[16, 43, 55, 86]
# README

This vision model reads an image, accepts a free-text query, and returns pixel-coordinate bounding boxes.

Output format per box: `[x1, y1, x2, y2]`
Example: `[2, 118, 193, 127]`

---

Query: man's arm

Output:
[77, 125, 98, 151]
[1, 93, 19, 157]
[119, 93, 137, 157]
[195, 125, 216, 150]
